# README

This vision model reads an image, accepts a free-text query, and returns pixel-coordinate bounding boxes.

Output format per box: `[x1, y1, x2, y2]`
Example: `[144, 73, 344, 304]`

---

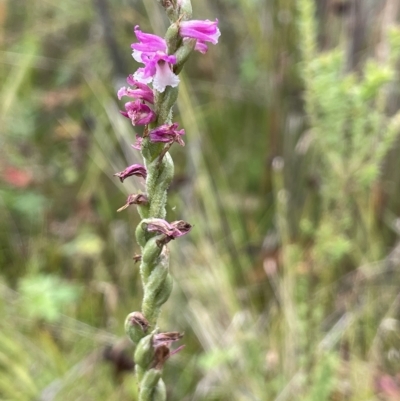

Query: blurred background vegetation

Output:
[2, 0, 400, 400]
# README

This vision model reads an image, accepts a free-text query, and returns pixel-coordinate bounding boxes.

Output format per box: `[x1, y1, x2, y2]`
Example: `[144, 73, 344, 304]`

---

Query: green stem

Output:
[125, 2, 194, 400]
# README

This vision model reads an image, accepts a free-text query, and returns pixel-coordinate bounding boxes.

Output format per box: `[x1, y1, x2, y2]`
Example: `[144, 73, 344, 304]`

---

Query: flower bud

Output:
[165, 22, 181, 54]
[125, 312, 150, 344]
[140, 370, 166, 401]
[134, 333, 155, 369]
[174, 38, 196, 73]
[177, 0, 192, 20]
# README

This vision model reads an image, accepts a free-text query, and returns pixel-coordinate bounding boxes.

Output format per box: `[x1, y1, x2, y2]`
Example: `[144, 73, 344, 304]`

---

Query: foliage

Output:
[18, 275, 81, 323]
[1, 0, 400, 400]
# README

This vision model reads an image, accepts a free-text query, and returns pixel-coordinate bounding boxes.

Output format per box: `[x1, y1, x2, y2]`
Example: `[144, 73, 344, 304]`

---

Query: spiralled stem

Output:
[124, 3, 194, 400]
[132, 65, 177, 401]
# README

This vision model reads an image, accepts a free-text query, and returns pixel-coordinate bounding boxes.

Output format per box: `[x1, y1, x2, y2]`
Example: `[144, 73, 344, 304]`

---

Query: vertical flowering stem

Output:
[115, 2, 220, 400]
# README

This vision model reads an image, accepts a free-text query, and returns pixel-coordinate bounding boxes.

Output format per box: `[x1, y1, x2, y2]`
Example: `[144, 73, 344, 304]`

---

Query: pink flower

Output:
[120, 100, 156, 126]
[179, 19, 220, 53]
[134, 57, 180, 93]
[117, 76, 154, 104]
[113, 164, 147, 183]
[131, 26, 180, 93]
[131, 28, 167, 55]
[149, 123, 185, 146]
[194, 40, 208, 54]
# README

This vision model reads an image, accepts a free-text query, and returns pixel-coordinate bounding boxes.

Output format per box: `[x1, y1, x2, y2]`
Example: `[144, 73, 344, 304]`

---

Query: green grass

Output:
[1, 0, 400, 400]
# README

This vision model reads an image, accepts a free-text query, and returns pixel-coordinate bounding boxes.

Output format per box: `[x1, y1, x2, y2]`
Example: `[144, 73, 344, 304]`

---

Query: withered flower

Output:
[114, 164, 147, 183]
[152, 332, 184, 370]
[132, 254, 142, 263]
[143, 218, 192, 246]
[117, 194, 148, 212]
[145, 218, 192, 238]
